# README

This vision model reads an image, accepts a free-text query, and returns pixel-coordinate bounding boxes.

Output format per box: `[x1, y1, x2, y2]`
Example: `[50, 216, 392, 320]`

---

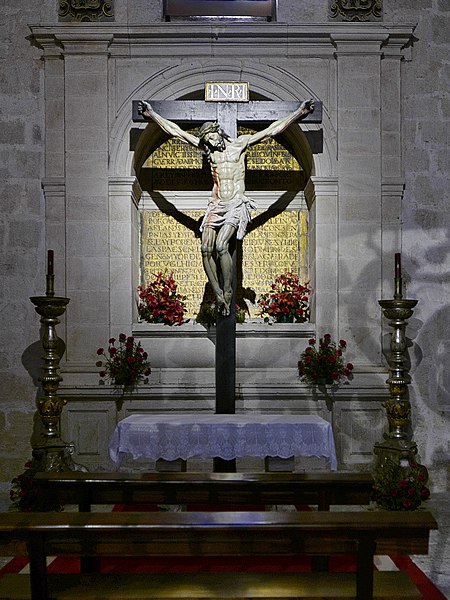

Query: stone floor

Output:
[0, 483, 449, 598]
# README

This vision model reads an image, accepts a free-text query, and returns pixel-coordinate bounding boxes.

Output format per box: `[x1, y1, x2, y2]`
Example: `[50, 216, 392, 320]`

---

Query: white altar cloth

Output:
[109, 413, 337, 470]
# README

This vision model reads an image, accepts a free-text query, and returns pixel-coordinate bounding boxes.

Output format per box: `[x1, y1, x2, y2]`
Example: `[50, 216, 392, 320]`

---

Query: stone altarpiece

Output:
[29, 21, 415, 472]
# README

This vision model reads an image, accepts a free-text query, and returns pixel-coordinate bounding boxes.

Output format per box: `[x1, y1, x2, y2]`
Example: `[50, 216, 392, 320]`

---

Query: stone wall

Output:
[385, 0, 450, 489]
[0, 0, 448, 495]
[0, 1, 56, 489]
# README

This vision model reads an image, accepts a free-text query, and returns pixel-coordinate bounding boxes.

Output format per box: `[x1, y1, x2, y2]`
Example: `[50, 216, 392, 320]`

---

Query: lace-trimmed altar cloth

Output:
[109, 413, 337, 471]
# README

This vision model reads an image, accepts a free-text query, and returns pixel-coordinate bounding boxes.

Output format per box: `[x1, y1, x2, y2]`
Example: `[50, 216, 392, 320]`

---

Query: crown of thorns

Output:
[198, 121, 221, 139]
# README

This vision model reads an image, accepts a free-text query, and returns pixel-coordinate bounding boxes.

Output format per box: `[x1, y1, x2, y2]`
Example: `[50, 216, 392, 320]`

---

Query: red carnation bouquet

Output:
[297, 333, 354, 386]
[258, 272, 310, 323]
[97, 333, 151, 387]
[137, 271, 187, 326]
[372, 459, 430, 511]
[10, 461, 63, 512]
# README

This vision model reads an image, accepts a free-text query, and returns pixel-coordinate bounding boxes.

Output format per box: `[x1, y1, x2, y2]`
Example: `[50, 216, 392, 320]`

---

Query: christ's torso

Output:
[209, 142, 247, 202]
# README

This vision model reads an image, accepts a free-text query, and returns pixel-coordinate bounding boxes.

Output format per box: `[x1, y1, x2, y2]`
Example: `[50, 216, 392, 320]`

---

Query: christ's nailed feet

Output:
[216, 291, 231, 317]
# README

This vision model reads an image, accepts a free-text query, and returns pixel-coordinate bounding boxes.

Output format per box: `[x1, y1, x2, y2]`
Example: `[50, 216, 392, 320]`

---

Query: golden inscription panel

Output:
[243, 210, 308, 305]
[144, 127, 300, 172]
[146, 134, 203, 170]
[241, 127, 300, 172]
[141, 210, 205, 317]
[141, 209, 307, 318]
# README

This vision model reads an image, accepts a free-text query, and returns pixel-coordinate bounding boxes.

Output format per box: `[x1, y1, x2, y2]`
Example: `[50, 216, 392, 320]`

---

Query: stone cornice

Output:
[133, 321, 315, 340]
[29, 23, 416, 58]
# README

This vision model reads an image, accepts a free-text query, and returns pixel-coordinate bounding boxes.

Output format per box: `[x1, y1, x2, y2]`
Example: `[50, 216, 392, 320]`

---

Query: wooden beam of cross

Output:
[133, 100, 323, 150]
[132, 97, 322, 471]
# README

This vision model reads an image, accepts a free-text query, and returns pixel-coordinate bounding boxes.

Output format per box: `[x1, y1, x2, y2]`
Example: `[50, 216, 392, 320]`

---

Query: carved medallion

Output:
[59, 0, 114, 22]
[329, 0, 382, 21]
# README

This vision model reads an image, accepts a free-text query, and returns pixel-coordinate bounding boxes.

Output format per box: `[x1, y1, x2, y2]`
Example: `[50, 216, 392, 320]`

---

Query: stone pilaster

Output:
[42, 177, 67, 299]
[61, 35, 113, 361]
[305, 176, 339, 341]
[109, 177, 142, 336]
[39, 40, 65, 178]
[380, 32, 408, 301]
[332, 34, 385, 365]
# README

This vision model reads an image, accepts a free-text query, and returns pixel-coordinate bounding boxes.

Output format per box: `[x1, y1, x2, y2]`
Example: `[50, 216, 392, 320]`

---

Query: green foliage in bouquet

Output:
[196, 302, 247, 327]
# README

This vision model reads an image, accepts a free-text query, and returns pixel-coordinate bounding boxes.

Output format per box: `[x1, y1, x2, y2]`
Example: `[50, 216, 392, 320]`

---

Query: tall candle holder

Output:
[377, 297, 417, 444]
[374, 255, 425, 475]
[29, 260, 85, 471]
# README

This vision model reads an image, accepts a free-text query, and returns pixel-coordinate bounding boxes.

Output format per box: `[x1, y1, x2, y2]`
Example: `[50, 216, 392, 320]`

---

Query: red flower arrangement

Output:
[10, 461, 63, 512]
[97, 333, 151, 387]
[297, 334, 354, 386]
[137, 271, 187, 326]
[372, 459, 430, 511]
[258, 272, 311, 323]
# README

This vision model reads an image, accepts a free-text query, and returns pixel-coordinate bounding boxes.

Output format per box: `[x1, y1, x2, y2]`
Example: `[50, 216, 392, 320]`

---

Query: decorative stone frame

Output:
[31, 22, 414, 470]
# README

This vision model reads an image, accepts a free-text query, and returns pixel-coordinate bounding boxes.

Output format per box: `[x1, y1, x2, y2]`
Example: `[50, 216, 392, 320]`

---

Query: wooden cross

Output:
[133, 97, 322, 470]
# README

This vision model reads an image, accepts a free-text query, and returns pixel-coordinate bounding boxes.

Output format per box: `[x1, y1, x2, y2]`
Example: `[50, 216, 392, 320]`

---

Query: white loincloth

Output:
[200, 195, 257, 240]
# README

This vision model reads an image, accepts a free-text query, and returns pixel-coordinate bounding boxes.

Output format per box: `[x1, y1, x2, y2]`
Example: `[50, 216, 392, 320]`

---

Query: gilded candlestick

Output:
[374, 253, 425, 478]
[30, 293, 70, 440]
[378, 297, 417, 441]
[29, 254, 85, 472]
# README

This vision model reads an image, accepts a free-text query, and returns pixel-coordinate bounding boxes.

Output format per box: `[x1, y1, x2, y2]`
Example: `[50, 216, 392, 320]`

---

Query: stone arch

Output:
[109, 62, 336, 180]
[108, 62, 338, 337]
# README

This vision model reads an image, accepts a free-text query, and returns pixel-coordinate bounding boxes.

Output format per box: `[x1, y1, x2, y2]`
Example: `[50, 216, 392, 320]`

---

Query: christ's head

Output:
[199, 121, 227, 151]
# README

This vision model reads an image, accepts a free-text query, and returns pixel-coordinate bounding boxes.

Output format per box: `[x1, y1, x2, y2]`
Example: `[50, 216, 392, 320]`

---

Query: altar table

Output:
[109, 414, 337, 470]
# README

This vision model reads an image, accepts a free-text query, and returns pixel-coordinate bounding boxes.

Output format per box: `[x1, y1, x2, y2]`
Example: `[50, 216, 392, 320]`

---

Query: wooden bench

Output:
[34, 471, 375, 512]
[0, 509, 437, 600]
[35, 470, 375, 575]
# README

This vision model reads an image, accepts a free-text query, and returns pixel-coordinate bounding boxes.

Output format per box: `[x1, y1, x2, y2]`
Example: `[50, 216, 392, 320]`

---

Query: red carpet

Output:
[0, 504, 446, 599]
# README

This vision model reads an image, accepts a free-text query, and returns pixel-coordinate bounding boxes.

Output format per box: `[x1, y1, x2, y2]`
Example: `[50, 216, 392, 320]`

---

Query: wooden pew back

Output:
[35, 471, 375, 511]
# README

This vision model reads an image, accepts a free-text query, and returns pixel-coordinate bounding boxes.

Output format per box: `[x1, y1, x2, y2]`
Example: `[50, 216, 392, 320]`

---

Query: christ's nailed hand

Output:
[138, 100, 151, 115]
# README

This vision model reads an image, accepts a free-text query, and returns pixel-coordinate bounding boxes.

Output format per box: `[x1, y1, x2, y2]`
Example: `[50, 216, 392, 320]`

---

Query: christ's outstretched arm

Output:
[138, 101, 201, 147]
[245, 99, 314, 147]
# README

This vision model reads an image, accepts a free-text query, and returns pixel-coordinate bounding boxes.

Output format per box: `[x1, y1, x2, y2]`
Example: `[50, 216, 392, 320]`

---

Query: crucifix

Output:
[133, 86, 322, 470]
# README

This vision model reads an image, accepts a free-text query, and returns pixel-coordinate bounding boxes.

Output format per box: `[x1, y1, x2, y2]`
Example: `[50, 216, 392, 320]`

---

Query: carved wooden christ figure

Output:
[138, 99, 314, 316]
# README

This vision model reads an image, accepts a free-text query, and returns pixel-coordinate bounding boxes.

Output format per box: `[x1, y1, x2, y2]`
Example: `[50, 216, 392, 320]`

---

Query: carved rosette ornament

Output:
[329, 0, 382, 21]
[59, 0, 114, 22]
